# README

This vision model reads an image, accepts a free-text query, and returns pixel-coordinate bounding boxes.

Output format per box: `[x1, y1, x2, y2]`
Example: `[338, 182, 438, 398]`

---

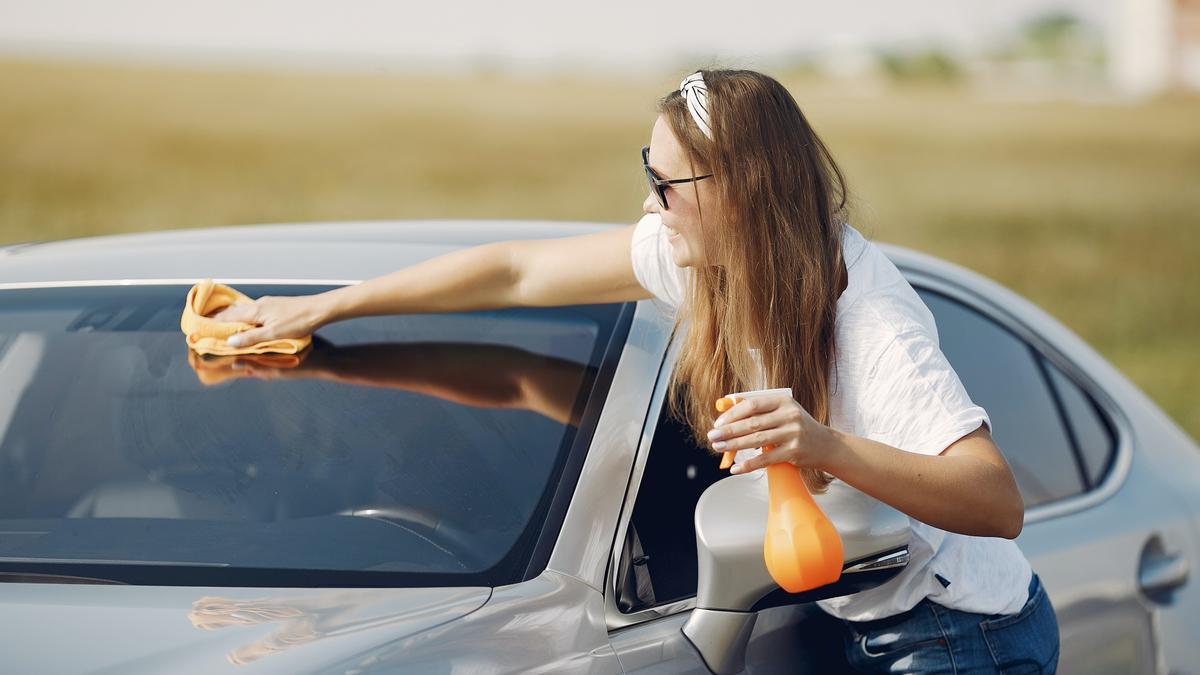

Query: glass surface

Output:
[916, 289, 1086, 507]
[1042, 358, 1117, 489]
[0, 285, 626, 586]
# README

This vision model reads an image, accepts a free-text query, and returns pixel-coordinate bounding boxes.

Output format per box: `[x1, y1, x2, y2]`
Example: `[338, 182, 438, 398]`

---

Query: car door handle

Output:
[1140, 554, 1189, 595]
[1138, 534, 1190, 599]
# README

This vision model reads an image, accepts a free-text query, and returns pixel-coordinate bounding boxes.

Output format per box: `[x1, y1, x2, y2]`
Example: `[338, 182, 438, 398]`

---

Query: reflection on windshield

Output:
[0, 285, 628, 586]
[187, 336, 588, 428]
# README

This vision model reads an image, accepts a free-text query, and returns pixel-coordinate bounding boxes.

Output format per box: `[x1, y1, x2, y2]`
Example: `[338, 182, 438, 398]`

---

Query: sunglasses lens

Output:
[644, 167, 668, 210]
[642, 148, 669, 210]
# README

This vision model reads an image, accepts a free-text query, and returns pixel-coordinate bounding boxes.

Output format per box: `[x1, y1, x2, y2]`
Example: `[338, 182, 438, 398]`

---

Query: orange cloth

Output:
[181, 279, 311, 356]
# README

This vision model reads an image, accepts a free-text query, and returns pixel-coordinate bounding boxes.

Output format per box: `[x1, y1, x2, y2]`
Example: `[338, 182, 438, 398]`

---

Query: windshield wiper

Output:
[0, 571, 127, 585]
[0, 557, 230, 585]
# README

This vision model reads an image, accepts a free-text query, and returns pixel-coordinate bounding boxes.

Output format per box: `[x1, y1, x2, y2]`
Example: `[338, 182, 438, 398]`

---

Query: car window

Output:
[1041, 358, 1117, 489]
[915, 288, 1089, 507]
[617, 383, 724, 613]
[0, 284, 628, 587]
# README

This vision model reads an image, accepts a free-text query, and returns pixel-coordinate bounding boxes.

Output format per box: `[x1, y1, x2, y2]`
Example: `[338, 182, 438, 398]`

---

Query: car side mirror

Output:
[681, 473, 911, 675]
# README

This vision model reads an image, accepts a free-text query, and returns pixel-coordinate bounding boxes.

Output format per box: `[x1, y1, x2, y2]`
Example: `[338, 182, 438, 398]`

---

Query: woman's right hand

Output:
[209, 294, 331, 347]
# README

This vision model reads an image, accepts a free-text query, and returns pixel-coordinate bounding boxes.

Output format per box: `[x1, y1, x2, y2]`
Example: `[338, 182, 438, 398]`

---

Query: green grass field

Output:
[1, 58, 1197, 439]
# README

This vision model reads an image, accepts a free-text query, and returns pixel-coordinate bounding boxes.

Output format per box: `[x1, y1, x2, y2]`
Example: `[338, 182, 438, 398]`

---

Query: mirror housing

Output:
[682, 473, 911, 674]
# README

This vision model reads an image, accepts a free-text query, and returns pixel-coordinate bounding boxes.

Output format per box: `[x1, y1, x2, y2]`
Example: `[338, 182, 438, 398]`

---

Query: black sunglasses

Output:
[642, 146, 713, 210]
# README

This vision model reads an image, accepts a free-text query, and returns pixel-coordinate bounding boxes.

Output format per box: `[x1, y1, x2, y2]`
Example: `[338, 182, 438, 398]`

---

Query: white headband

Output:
[678, 72, 712, 140]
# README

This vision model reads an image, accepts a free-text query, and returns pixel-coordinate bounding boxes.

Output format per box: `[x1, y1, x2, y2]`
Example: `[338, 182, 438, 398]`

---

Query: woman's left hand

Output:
[708, 394, 843, 475]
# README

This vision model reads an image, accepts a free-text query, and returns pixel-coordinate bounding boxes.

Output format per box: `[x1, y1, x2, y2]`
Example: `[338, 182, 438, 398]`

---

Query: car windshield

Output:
[0, 284, 630, 587]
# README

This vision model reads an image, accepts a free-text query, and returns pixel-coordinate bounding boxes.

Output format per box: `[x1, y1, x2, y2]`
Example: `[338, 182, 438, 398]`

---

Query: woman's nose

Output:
[643, 191, 660, 215]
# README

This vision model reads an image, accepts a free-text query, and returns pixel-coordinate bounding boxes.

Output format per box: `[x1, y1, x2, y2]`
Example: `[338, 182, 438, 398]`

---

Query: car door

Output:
[912, 278, 1200, 675]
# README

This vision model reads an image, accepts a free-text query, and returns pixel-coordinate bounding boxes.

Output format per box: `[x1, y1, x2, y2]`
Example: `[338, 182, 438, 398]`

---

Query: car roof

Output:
[0, 218, 979, 296]
[0, 220, 620, 286]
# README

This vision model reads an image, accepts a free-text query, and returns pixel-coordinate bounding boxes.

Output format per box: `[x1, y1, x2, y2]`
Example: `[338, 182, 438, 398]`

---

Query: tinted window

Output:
[0, 285, 627, 586]
[916, 289, 1085, 507]
[1042, 358, 1116, 489]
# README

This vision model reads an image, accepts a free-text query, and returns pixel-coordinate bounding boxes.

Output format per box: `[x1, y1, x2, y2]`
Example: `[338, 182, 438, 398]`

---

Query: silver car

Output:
[1, 221, 1197, 674]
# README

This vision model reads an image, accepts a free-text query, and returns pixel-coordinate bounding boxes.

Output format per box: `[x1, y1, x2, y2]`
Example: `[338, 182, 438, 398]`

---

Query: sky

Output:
[0, 0, 1112, 74]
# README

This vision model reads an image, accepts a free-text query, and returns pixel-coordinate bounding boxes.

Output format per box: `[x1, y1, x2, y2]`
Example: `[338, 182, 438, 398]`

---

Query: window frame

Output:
[605, 324, 695, 631]
[1038, 355, 1119, 490]
[903, 270, 1133, 524]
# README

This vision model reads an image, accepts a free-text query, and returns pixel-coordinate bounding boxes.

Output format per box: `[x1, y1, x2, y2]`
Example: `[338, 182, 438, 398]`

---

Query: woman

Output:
[216, 68, 1060, 673]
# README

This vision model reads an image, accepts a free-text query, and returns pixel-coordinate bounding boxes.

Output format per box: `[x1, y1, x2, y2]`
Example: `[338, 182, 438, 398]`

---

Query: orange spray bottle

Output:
[714, 348, 843, 593]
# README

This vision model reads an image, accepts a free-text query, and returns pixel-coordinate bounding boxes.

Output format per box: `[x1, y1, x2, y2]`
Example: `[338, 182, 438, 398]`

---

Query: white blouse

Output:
[630, 212, 1033, 622]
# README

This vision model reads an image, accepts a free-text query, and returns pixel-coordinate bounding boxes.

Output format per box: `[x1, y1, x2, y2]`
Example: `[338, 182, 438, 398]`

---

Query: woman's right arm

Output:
[220, 222, 652, 346]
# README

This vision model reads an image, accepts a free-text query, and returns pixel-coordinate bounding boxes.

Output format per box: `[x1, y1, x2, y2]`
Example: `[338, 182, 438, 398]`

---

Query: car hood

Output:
[0, 582, 490, 674]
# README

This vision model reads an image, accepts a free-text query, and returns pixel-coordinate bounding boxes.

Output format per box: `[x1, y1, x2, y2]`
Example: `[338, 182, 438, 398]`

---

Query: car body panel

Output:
[0, 220, 615, 286]
[0, 584, 491, 674]
[609, 603, 845, 675]
[273, 570, 621, 674]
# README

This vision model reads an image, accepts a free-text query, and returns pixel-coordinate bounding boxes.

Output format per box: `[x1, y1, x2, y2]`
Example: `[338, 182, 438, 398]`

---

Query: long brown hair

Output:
[661, 69, 850, 494]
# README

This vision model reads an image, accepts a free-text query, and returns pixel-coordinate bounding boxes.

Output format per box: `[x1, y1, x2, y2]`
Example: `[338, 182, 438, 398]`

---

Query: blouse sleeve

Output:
[630, 213, 688, 312]
[861, 324, 992, 456]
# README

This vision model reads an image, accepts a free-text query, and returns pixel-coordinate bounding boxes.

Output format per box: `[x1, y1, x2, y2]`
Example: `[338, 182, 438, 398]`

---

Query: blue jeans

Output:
[839, 572, 1060, 674]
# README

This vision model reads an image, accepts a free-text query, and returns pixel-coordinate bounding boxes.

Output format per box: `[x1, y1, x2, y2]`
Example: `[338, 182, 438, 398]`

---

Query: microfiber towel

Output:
[181, 279, 311, 356]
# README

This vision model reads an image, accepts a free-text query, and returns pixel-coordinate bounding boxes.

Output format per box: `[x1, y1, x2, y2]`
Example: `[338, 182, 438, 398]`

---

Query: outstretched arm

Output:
[217, 222, 652, 346]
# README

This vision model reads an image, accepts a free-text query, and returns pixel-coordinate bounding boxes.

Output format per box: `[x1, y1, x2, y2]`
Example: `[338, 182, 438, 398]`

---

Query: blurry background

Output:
[0, 0, 1197, 438]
